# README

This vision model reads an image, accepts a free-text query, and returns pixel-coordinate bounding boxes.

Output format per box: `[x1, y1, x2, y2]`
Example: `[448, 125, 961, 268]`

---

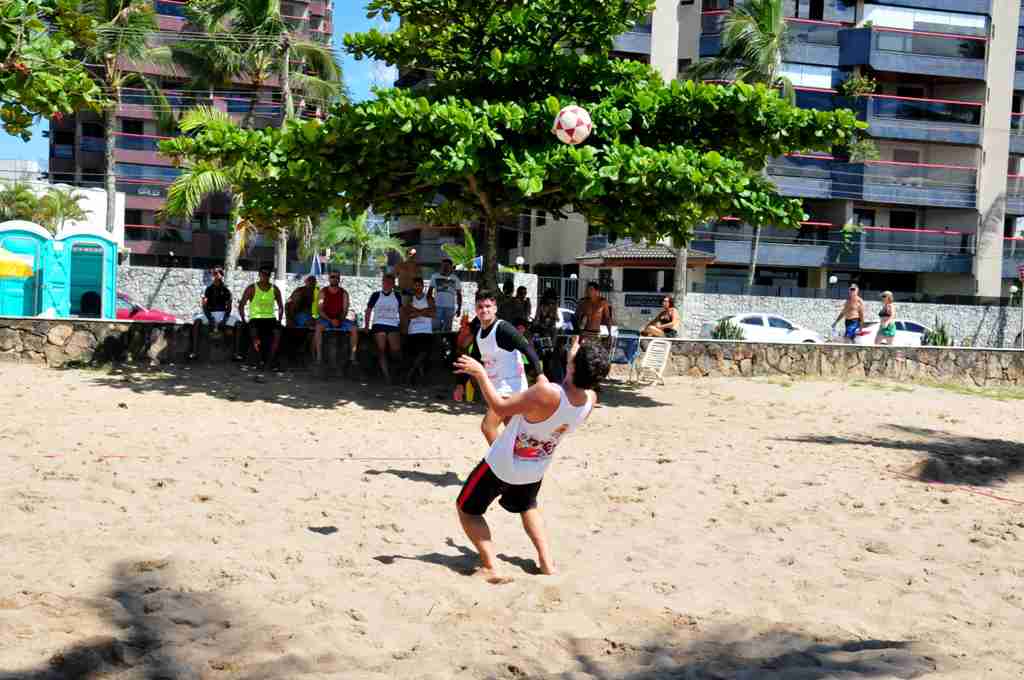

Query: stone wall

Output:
[117, 266, 538, 323]
[602, 291, 1021, 348]
[0, 318, 186, 367]
[666, 340, 1024, 387]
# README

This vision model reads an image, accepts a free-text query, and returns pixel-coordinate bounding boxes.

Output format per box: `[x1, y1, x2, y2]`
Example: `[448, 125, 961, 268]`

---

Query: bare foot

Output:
[473, 567, 513, 585]
[539, 561, 558, 576]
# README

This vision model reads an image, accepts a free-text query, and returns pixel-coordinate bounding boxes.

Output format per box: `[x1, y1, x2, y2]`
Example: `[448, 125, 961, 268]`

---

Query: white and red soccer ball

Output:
[552, 105, 593, 145]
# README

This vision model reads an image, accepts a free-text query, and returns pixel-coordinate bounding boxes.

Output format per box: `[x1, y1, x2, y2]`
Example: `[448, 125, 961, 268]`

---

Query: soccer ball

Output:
[552, 105, 593, 145]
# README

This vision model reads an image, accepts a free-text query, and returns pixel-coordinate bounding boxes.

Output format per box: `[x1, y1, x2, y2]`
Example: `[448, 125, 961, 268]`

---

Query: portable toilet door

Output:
[65, 238, 112, 318]
[0, 221, 49, 317]
[40, 240, 71, 317]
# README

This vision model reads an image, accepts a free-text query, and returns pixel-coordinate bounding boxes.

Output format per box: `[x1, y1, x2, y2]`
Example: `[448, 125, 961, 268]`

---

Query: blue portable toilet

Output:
[0, 220, 50, 317]
[0, 220, 118, 319]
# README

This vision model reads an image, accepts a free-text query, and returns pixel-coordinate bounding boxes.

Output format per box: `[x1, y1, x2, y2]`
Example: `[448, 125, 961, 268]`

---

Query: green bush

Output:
[712, 318, 745, 340]
[922, 318, 952, 347]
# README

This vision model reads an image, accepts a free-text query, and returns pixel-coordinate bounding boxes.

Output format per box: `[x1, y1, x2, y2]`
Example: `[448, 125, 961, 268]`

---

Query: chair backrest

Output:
[640, 338, 671, 373]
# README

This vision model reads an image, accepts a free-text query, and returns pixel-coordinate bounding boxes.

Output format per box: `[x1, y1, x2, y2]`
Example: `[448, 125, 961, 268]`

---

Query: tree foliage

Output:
[0, 181, 90, 234]
[178, 0, 866, 288]
[0, 0, 104, 139]
[441, 225, 477, 271]
[313, 208, 405, 276]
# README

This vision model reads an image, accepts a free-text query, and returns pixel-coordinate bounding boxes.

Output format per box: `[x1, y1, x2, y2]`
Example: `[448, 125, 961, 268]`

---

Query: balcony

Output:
[154, 0, 186, 17]
[701, 14, 843, 65]
[51, 144, 74, 159]
[839, 27, 986, 81]
[869, 0, 991, 12]
[125, 224, 192, 244]
[860, 226, 973, 273]
[766, 154, 835, 200]
[1012, 113, 1024, 155]
[612, 30, 652, 56]
[1016, 51, 1024, 91]
[858, 94, 982, 145]
[840, 160, 977, 209]
[1007, 174, 1024, 216]
[693, 221, 974, 273]
[114, 132, 170, 153]
[1003, 238, 1024, 278]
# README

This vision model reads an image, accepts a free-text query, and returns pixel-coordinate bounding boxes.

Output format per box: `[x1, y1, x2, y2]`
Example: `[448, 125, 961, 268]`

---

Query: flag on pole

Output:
[471, 255, 483, 271]
[309, 251, 323, 277]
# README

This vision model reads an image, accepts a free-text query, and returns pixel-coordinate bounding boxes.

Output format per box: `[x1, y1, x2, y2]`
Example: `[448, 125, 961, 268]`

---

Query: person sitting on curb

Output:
[365, 272, 403, 382]
[189, 267, 239, 360]
[286, 275, 318, 329]
[641, 296, 680, 338]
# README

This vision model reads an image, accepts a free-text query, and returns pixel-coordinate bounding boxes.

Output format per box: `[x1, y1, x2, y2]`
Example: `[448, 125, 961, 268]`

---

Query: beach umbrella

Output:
[0, 247, 33, 279]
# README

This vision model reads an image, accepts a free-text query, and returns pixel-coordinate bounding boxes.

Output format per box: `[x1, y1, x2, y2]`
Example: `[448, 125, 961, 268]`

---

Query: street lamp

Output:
[515, 256, 525, 267]
[1012, 284, 1023, 350]
[828, 275, 839, 285]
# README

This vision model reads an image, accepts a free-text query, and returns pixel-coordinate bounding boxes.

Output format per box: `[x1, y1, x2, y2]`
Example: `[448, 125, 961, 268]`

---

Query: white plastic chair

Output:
[632, 338, 671, 385]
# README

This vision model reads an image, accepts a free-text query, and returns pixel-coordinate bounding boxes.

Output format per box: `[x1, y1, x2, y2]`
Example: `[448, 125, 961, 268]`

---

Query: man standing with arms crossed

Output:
[454, 336, 610, 583]
[458, 289, 544, 445]
[428, 257, 462, 332]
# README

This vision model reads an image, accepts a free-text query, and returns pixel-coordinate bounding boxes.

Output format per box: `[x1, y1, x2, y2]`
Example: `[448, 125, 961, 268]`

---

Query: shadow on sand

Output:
[786, 424, 1024, 486]
[0, 559, 322, 680]
[79, 365, 668, 413]
[364, 468, 463, 487]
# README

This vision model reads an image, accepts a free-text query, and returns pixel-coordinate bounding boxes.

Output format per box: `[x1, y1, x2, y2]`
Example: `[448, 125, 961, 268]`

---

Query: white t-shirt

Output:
[429, 273, 461, 309]
[368, 289, 401, 327]
[477, 319, 526, 393]
[486, 385, 593, 485]
[407, 294, 432, 334]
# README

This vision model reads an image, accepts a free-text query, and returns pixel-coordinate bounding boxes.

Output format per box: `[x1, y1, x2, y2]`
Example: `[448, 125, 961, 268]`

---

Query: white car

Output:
[849, 319, 931, 347]
[556, 307, 617, 337]
[700, 314, 824, 343]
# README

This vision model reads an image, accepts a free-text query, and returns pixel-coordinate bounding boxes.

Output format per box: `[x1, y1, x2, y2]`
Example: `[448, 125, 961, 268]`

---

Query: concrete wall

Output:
[601, 291, 1021, 347]
[665, 340, 1024, 387]
[528, 212, 588, 268]
[116, 266, 538, 322]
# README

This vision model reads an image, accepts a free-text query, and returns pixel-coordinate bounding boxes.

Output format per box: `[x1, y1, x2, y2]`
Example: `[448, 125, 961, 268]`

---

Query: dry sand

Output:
[0, 362, 1022, 680]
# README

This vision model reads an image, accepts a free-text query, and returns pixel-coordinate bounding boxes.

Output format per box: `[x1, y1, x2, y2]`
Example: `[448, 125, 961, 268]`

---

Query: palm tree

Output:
[160, 107, 258, 271]
[442, 225, 479, 271]
[0, 182, 40, 222]
[314, 209, 405, 276]
[186, 0, 346, 277]
[35, 187, 91, 234]
[81, 0, 175, 234]
[686, 0, 792, 289]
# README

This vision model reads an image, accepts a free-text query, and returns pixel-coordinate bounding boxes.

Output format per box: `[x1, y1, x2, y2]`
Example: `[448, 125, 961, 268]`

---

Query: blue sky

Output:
[0, 2, 384, 165]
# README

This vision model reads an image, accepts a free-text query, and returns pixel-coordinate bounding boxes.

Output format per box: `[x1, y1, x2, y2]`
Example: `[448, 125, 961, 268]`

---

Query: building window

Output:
[81, 122, 104, 138]
[854, 208, 876, 227]
[622, 268, 658, 292]
[535, 210, 546, 227]
[598, 269, 614, 291]
[122, 119, 144, 135]
[124, 209, 143, 226]
[890, 210, 917, 229]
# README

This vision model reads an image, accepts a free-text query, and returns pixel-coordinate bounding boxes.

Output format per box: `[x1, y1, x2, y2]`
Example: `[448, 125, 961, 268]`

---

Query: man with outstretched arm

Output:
[458, 289, 544, 445]
[454, 336, 610, 583]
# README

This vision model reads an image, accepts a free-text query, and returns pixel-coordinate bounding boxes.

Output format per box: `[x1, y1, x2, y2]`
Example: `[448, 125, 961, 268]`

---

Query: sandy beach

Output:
[0, 362, 1022, 679]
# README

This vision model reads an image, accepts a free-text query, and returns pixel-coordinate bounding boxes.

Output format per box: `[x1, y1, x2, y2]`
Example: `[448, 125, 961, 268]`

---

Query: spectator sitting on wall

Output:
[238, 266, 284, 370]
[314, 273, 358, 366]
[515, 285, 532, 321]
[641, 296, 680, 338]
[286, 275, 318, 329]
[394, 248, 420, 305]
[189, 267, 239, 361]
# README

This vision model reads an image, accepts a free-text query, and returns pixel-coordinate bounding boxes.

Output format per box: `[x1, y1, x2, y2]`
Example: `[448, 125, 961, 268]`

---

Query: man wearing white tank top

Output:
[454, 335, 610, 584]
[458, 288, 545, 445]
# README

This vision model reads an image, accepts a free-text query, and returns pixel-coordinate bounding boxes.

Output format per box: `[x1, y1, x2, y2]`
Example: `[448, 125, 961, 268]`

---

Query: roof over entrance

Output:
[576, 241, 715, 268]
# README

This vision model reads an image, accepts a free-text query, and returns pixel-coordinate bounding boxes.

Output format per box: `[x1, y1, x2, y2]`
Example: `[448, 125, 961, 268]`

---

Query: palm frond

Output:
[162, 163, 233, 219]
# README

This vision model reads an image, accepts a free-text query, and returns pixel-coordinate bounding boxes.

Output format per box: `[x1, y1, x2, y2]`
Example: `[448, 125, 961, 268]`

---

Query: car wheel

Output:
[802, 339, 816, 343]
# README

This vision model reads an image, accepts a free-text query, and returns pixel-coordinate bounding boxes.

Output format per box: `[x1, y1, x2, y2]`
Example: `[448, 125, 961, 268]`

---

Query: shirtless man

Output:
[458, 289, 544, 445]
[832, 283, 865, 343]
[575, 282, 611, 341]
[454, 336, 610, 583]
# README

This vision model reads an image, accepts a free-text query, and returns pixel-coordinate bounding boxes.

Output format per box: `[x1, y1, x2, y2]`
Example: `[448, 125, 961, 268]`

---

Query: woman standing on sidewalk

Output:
[876, 291, 897, 345]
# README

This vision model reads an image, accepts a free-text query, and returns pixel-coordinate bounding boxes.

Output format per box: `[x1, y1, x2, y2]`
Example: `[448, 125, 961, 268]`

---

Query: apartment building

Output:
[532, 0, 1024, 299]
[47, 0, 333, 270]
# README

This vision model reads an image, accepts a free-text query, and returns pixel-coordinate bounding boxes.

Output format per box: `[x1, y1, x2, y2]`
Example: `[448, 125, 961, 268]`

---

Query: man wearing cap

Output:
[239, 267, 285, 370]
[189, 268, 239, 360]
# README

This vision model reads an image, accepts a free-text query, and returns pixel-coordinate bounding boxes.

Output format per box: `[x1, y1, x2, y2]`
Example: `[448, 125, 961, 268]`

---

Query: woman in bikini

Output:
[641, 296, 680, 338]
[876, 291, 897, 345]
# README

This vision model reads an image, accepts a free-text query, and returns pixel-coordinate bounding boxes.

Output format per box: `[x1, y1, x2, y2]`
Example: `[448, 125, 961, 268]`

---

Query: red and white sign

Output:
[1018, 264, 1024, 281]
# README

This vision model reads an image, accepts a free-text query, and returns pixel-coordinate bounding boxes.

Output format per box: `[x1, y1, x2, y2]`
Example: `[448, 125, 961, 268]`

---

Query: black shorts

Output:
[406, 332, 433, 356]
[371, 324, 400, 335]
[250, 318, 280, 335]
[456, 459, 541, 515]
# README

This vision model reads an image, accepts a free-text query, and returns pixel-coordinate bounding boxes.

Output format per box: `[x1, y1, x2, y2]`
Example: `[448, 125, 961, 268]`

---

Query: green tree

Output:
[0, 181, 40, 221]
[185, 0, 347, 276]
[441, 225, 478, 271]
[313, 209, 405, 276]
[686, 0, 793, 289]
[170, 0, 865, 291]
[161, 107, 264, 271]
[35, 186, 90, 234]
[81, 0, 175, 234]
[0, 0, 104, 139]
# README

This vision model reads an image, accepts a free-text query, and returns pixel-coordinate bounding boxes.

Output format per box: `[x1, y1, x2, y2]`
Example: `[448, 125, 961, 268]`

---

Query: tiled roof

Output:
[577, 241, 714, 261]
